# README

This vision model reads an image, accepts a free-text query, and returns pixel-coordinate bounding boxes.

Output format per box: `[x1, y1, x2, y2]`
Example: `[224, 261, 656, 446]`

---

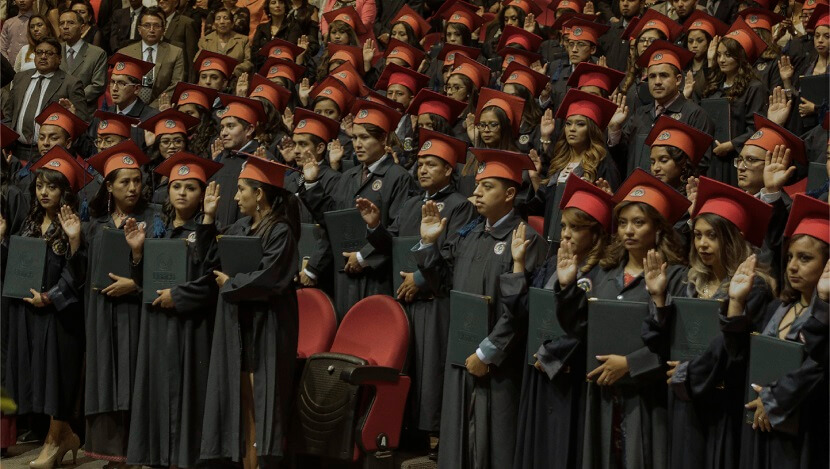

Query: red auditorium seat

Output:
[296, 288, 338, 359]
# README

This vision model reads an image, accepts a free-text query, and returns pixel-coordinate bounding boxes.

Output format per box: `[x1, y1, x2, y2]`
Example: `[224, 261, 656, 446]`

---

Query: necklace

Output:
[778, 300, 809, 334]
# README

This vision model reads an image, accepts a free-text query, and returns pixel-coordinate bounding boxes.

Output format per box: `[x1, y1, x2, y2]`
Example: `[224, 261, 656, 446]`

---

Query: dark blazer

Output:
[61, 41, 107, 110]
[2, 68, 88, 128]
[164, 13, 199, 81]
[96, 0, 120, 53]
[109, 7, 143, 54]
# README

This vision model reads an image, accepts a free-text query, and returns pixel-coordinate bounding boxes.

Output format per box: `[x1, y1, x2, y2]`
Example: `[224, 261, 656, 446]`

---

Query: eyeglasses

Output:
[568, 41, 591, 50]
[444, 84, 465, 93]
[141, 23, 163, 30]
[95, 137, 121, 147]
[110, 80, 138, 89]
[34, 50, 58, 57]
[637, 36, 658, 46]
[476, 121, 500, 131]
[159, 137, 185, 146]
[733, 156, 765, 168]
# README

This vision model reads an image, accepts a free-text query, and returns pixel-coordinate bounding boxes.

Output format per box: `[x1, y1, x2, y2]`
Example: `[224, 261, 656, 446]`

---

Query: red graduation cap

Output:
[94, 111, 139, 138]
[562, 17, 610, 44]
[383, 38, 426, 68]
[239, 155, 291, 189]
[293, 107, 341, 143]
[440, 0, 486, 32]
[646, 115, 713, 167]
[620, 15, 642, 40]
[260, 57, 306, 84]
[421, 32, 443, 52]
[503, 0, 543, 16]
[391, 4, 431, 39]
[137, 108, 199, 136]
[171, 82, 219, 111]
[406, 89, 467, 124]
[30, 146, 88, 191]
[784, 193, 830, 243]
[627, 9, 683, 42]
[807, 3, 830, 30]
[550, 11, 596, 31]
[328, 43, 364, 73]
[612, 168, 691, 223]
[1, 123, 19, 148]
[361, 86, 407, 112]
[438, 43, 482, 68]
[498, 47, 542, 68]
[692, 176, 773, 246]
[248, 74, 292, 112]
[549, 0, 584, 13]
[217, 94, 267, 125]
[258, 37, 304, 61]
[803, 0, 829, 13]
[310, 75, 355, 114]
[322, 6, 368, 35]
[450, 53, 491, 89]
[559, 172, 615, 231]
[351, 99, 403, 134]
[154, 151, 222, 184]
[723, 17, 768, 63]
[329, 62, 366, 95]
[108, 53, 154, 80]
[194, 50, 239, 78]
[36, 102, 88, 139]
[682, 10, 729, 37]
[747, 113, 807, 164]
[737, 7, 785, 32]
[501, 62, 548, 97]
[497, 25, 544, 51]
[567, 62, 625, 94]
[471, 148, 535, 184]
[476, 87, 525, 135]
[636, 39, 695, 71]
[418, 129, 467, 167]
[375, 63, 430, 94]
[87, 140, 150, 178]
[555, 88, 618, 128]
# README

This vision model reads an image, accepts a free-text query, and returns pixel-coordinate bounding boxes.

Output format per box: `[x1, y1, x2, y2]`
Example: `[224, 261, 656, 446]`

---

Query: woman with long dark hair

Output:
[501, 62, 547, 154]
[251, 0, 312, 70]
[171, 83, 221, 159]
[681, 11, 728, 99]
[13, 13, 56, 72]
[622, 10, 682, 109]
[82, 141, 156, 464]
[69, 0, 101, 47]
[444, 54, 490, 144]
[125, 153, 223, 469]
[5, 147, 86, 469]
[200, 157, 301, 469]
[646, 117, 710, 195]
[138, 109, 200, 204]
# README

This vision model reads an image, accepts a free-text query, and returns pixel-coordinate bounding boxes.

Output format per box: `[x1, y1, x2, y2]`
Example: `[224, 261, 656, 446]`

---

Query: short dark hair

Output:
[35, 37, 61, 53]
[58, 8, 85, 25]
[139, 6, 166, 28]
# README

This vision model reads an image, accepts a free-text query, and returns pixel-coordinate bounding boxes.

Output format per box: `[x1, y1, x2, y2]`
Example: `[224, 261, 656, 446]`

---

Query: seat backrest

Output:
[296, 288, 338, 359]
[527, 215, 545, 237]
[330, 295, 409, 371]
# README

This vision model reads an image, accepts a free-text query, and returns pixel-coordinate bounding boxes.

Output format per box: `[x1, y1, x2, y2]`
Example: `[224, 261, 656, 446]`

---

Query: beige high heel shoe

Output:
[29, 433, 80, 469]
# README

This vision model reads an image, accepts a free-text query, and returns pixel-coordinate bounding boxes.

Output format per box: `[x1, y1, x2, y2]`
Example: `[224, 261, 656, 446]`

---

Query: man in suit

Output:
[59, 9, 107, 111]
[117, 7, 185, 109]
[2, 37, 86, 162]
[159, 0, 198, 80]
[109, 0, 144, 56]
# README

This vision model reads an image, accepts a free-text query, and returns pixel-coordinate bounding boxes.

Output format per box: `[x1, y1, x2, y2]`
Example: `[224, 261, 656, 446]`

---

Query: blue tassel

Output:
[80, 197, 89, 222]
[807, 181, 829, 200]
[18, 165, 30, 179]
[457, 216, 484, 238]
[152, 213, 166, 238]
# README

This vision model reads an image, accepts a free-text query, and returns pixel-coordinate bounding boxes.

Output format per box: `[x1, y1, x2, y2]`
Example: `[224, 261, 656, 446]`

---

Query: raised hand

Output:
[341, 113, 354, 137]
[686, 176, 699, 215]
[355, 197, 381, 229]
[608, 92, 629, 132]
[511, 222, 531, 273]
[158, 92, 171, 111]
[644, 249, 668, 306]
[58, 205, 82, 253]
[707, 35, 720, 68]
[595, 178, 613, 195]
[327, 140, 344, 170]
[298, 78, 311, 105]
[817, 260, 830, 301]
[277, 136, 296, 162]
[58, 98, 76, 115]
[420, 200, 447, 245]
[211, 137, 224, 160]
[763, 144, 795, 193]
[203, 181, 220, 223]
[254, 145, 268, 160]
[298, 149, 320, 182]
[282, 107, 294, 132]
[597, 55, 607, 67]
[728, 254, 757, 314]
[362, 39, 376, 72]
[523, 13, 536, 32]
[528, 149, 543, 191]
[584, 1, 596, 14]
[235, 72, 249, 97]
[0, 213, 6, 239]
[778, 55, 794, 86]
[767, 86, 792, 126]
[124, 217, 146, 262]
[465, 112, 477, 143]
[557, 242, 579, 287]
[540, 109, 555, 140]
[683, 70, 695, 99]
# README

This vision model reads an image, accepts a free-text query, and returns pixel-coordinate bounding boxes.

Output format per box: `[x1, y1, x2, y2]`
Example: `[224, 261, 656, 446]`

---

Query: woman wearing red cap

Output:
[82, 141, 156, 464]
[481, 1, 542, 59]
[200, 157, 301, 469]
[500, 62, 548, 154]
[4, 148, 86, 469]
[509, 174, 613, 469]
[171, 83, 221, 162]
[646, 115, 711, 195]
[379, 4, 429, 50]
[681, 11, 728, 98]
[737, 8, 786, 91]
[138, 109, 201, 204]
[251, 0, 319, 71]
[643, 177, 775, 469]
[702, 22, 769, 186]
[622, 10, 682, 100]
[124, 153, 223, 469]
[727, 194, 829, 469]
[557, 169, 690, 468]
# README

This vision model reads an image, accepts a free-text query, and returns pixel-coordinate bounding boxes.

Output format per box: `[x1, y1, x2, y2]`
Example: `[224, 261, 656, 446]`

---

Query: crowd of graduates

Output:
[0, 0, 828, 467]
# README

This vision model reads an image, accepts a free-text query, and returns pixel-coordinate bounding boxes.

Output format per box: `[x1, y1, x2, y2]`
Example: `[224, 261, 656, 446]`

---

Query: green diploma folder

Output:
[142, 239, 189, 303]
[448, 290, 491, 367]
[2, 236, 47, 299]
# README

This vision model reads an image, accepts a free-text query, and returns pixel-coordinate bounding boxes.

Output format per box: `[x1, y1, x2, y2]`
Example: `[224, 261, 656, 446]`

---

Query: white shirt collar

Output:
[118, 98, 139, 115]
[366, 154, 388, 174]
[142, 41, 158, 52]
[67, 40, 83, 53]
[486, 209, 514, 230]
[32, 70, 55, 78]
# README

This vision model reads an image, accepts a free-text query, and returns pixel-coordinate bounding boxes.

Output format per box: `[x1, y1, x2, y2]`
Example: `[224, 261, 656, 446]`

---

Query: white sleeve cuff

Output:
[303, 268, 317, 280]
[355, 251, 369, 267]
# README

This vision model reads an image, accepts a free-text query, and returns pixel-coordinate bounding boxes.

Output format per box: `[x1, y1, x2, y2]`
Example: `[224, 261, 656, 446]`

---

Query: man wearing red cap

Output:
[608, 40, 715, 175]
[416, 148, 547, 468]
[550, 18, 609, 110]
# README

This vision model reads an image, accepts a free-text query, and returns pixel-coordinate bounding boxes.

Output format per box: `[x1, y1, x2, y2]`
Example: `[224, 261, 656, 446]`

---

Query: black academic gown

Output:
[300, 154, 416, 317]
[83, 206, 158, 459]
[4, 223, 86, 421]
[417, 211, 548, 469]
[210, 140, 260, 228]
[364, 186, 477, 432]
[126, 216, 217, 468]
[555, 258, 686, 469]
[200, 217, 299, 466]
[599, 19, 632, 73]
[77, 99, 159, 158]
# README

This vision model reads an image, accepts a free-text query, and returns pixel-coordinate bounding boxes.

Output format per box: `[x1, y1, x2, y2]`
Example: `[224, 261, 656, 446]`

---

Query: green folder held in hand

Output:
[392, 236, 420, 293]
[217, 235, 263, 276]
[323, 208, 365, 271]
[2, 236, 47, 299]
[700, 98, 731, 143]
[744, 334, 805, 430]
[142, 239, 189, 303]
[670, 298, 724, 362]
[448, 291, 491, 367]
[586, 299, 649, 386]
[527, 288, 566, 366]
[297, 223, 321, 270]
[93, 227, 131, 290]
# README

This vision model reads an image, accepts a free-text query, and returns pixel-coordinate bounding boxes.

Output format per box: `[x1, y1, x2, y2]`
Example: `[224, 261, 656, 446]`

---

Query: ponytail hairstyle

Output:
[240, 178, 301, 240]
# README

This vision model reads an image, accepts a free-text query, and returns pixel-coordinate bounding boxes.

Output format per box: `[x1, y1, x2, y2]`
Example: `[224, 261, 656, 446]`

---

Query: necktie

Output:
[654, 104, 665, 118]
[361, 165, 370, 185]
[21, 76, 44, 143]
[66, 48, 74, 69]
[138, 47, 155, 103]
[130, 10, 138, 39]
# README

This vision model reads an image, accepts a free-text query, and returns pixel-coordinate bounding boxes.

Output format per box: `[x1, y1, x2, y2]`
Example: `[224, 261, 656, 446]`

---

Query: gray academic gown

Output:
[555, 258, 687, 469]
[416, 211, 547, 468]
[364, 186, 477, 432]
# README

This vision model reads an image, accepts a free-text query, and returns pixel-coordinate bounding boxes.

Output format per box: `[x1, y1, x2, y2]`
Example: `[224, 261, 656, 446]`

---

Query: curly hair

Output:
[600, 201, 687, 269]
[22, 169, 79, 255]
[649, 144, 698, 193]
[563, 207, 610, 273]
[253, 97, 289, 148]
[547, 117, 607, 183]
[703, 37, 758, 101]
[188, 106, 220, 158]
[688, 213, 775, 297]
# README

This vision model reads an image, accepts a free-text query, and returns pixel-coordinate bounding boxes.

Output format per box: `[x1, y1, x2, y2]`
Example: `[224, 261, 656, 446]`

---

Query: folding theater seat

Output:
[527, 215, 545, 238]
[291, 295, 410, 468]
[296, 288, 338, 359]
